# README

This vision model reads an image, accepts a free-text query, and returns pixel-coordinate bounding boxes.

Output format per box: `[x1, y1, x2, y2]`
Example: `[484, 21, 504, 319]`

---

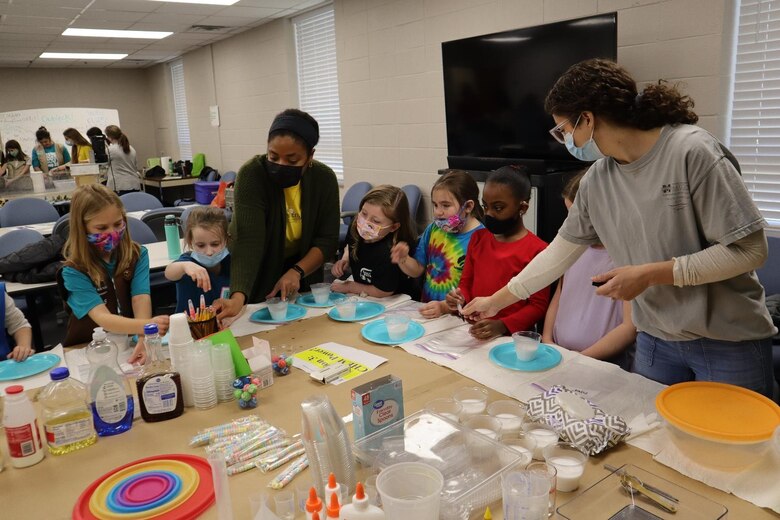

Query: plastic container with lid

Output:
[3, 384, 44, 468]
[656, 381, 780, 470]
[39, 367, 97, 455]
[87, 327, 134, 436]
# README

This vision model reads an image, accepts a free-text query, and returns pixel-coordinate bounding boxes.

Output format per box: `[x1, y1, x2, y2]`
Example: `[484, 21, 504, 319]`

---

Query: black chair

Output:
[51, 214, 70, 243]
[339, 182, 372, 250]
[141, 207, 185, 242]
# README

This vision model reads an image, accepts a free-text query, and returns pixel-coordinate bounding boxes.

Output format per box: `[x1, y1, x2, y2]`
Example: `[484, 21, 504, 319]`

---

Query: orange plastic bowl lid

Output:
[656, 382, 780, 443]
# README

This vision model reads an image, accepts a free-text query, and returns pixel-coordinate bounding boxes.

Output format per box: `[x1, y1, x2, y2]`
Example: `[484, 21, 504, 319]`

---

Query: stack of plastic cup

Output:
[190, 339, 217, 410]
[211, 342, 236, 402]
[168, 312, 195, 407]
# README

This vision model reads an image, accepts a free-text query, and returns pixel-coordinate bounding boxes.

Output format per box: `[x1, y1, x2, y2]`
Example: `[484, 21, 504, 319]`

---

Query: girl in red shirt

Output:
[447, 166, 550, 340]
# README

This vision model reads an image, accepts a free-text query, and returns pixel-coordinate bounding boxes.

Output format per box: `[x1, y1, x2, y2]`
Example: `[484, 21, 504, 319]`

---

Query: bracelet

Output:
[291, 264, 305, 278]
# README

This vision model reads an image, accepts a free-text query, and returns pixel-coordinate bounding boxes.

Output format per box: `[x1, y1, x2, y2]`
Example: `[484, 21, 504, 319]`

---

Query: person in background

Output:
[450, 166, 550, 340]
[391, 170, 484, 317]
[214, 109, 339, 322]
[58, 185, 169, 360]
[1, 283, 34, 361]
[31, 126, 70, 175]
[104, 125, 141, 195]
[63, 128, 93, 165]
[463, 58, 776, 397]
[165, 207, 230, 314]
[332, 185, 417, 297]
[542, 171, 636, 368]
[0, 140, 32, 190]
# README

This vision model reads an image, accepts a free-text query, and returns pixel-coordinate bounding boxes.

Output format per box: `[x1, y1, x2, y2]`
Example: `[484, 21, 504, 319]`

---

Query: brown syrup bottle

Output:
[136, 323, 184, 422]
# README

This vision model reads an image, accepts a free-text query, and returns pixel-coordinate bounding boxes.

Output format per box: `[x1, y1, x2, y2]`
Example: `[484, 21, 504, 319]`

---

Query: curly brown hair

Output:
[544, 59, 698, 130]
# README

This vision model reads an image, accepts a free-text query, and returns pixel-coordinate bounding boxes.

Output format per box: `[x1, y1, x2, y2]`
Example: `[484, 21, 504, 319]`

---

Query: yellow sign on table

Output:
[292, 342, 387, 385]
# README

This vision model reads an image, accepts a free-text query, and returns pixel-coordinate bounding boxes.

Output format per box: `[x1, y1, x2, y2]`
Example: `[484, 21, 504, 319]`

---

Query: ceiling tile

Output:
[150, 3, 224, 17]
[215, 6, 281, 18]
[74, 9, 150, 23]
[90, 0, 160, 13]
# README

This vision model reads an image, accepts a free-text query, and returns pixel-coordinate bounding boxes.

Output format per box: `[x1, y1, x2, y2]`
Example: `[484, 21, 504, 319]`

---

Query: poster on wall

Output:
[0, 107, 120, 156]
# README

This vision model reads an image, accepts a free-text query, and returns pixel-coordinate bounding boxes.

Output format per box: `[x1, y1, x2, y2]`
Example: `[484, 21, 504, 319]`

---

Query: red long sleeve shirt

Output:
[459, 228, 550, 333]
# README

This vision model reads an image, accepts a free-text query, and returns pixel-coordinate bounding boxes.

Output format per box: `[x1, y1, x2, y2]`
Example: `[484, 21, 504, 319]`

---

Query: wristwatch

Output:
[291, 264, 305, 278]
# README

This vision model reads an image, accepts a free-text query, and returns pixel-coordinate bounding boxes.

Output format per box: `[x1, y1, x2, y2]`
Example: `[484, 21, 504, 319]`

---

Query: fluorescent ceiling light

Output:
[147, 0, 239, 5]
[63, 28, 172, 39]
[40, 52, 127, 60]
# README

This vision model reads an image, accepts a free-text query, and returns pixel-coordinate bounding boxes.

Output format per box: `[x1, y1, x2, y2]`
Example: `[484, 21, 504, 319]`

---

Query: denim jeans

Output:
[634, 332, 774, 398]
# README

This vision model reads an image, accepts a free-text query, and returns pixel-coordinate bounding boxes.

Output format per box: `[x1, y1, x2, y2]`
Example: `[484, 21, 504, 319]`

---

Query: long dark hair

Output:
[64, 128, 91, 164]
[3, 140, 28, 164]
[105, 125, 131, 154]
[544, 58, 698, 130]
[349, 185, 416, 261]
[432, 169, 484, 221]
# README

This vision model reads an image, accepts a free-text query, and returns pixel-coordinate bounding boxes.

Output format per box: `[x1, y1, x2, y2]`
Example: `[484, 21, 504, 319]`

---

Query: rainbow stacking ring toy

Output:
[74, 454, 214, 520]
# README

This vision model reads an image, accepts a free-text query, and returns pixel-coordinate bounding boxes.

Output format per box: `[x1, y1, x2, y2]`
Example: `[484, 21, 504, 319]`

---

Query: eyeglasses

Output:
[548, 114, 582, 144]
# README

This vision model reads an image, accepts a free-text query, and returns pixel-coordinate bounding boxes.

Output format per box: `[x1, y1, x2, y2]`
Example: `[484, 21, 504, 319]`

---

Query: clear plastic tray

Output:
[352, 410, 526, 520]
[557, 464, 727, 519]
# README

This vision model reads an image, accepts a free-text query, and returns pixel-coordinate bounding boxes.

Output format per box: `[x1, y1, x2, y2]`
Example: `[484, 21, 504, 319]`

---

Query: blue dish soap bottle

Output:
[86, 327, 134, 436]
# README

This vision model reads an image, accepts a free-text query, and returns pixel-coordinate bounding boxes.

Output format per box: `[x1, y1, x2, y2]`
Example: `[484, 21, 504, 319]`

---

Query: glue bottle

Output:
[325, 472, 342, 506]
[3, 385, 44, 468]
[306, 487, 323, 520]
[339, 482, 385, 520]
[327, 493, 341, 518]
[87, 327, 134, 436]
[39, 367, 96, 455]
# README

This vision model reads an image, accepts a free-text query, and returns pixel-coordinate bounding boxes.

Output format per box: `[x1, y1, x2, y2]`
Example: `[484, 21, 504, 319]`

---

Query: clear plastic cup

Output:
[500, 431, 536, 468]
[453, 386, 488, 417]
[522, 421, 559, 460]
[488, 400, 527, 433]
[334, 296, 358, 320]
[464, 414, 503, 441]
[266, 297, 288, 321]
[501, 470, 550, 520]
[526, 462, 557, 518]
[424, 398, 463, 423]
[376, 462, 443, 520]
[273, 490, 295, 520]
[542, 442, 588, 492]
[311, 282, 332, 304]
[385, 314, 411, 341]
[513, 331, 541, 362]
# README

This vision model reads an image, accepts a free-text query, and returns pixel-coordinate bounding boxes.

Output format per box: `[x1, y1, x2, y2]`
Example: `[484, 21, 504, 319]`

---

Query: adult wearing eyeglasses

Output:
[464, 59, 777, 397]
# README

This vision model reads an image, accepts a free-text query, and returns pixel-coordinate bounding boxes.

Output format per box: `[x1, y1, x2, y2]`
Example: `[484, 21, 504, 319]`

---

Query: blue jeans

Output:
[634, 332, 774, 398]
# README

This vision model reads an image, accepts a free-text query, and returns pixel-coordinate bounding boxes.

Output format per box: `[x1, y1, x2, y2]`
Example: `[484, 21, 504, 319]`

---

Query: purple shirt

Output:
[553, 247, 623, 352]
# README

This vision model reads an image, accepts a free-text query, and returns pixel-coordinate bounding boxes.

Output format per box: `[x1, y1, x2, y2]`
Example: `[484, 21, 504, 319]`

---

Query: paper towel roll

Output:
[30, 172, 46, 193]
[161, 156, 171, 174]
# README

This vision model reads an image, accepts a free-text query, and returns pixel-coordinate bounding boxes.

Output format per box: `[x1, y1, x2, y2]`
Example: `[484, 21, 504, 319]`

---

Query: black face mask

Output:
[265, 158, 304, 188]
[483, 214, 520, 236]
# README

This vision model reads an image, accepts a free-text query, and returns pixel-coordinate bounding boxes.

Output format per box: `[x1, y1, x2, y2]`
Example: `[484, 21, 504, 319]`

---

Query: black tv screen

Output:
[442, 13, 617, 171]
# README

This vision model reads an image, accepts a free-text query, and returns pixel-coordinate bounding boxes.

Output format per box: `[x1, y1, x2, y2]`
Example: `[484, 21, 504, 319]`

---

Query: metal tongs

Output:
[620, 474, 678, 514]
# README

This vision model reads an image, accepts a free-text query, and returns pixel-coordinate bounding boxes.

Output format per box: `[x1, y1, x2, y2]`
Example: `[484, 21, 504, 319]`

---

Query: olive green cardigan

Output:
[228, 155, 340, 303]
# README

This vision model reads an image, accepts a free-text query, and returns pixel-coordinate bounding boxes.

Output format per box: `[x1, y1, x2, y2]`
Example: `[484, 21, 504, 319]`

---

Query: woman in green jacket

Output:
[215, 109, 340, 321]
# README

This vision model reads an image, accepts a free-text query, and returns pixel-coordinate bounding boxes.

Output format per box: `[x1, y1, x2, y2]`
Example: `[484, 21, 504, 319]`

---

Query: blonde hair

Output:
[64, 184, 140, 286]
[349, 184, 416, 261]
[184, 207, 229, 250]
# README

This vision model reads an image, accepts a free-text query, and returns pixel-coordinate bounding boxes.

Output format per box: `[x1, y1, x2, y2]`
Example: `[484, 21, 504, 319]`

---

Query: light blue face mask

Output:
[191, 247, 229, 268]
[564, 116, 605, 162]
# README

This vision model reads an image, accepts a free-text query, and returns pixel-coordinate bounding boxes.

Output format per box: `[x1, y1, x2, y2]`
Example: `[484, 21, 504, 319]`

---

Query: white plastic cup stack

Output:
[168, 312, 195, 407]
[211, 342, 236, 402]
[190, 339, 217, 410]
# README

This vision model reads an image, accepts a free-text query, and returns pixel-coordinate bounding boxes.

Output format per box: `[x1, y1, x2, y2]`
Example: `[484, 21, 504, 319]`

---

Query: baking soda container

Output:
[86, 327, 134, 436]
[136, 323, 184, 422]
[3, 385, 44, 468]
[339, 482, 385, 520]
[39, 367, 97, 455]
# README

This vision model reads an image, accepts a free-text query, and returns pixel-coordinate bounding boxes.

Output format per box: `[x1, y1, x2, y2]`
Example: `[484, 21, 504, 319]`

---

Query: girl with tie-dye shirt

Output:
[391, 170, 483, 318]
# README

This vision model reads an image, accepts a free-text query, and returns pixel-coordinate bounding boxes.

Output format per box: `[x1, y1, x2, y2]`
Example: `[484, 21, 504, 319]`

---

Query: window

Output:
[293, 5, 344, 181]
[170, 60, 192, 160]
[730, 0, 780, 229]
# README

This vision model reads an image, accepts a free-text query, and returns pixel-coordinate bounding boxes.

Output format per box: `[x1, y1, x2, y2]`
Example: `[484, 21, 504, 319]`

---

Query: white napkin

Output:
[625, 412, 661, 440]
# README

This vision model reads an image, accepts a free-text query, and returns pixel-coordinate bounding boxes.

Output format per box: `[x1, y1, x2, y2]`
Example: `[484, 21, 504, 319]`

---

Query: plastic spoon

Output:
[620, 474, 678, 513]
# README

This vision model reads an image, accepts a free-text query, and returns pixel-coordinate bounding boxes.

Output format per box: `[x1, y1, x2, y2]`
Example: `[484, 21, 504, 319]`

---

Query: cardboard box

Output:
[351, 374, 404, 439]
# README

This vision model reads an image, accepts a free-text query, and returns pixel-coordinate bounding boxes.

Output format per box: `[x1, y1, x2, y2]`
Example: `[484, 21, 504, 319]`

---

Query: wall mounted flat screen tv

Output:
[442, 13, 617, 172]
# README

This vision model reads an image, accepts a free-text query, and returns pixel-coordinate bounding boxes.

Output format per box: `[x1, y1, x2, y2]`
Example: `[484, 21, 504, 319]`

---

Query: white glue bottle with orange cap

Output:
[306, 486, 324, 520]
[339, 482, 385, 520]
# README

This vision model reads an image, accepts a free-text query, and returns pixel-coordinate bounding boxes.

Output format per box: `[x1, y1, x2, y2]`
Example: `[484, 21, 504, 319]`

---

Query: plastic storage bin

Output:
[194, 181, 220, 204]
[352, 410, 526, 520]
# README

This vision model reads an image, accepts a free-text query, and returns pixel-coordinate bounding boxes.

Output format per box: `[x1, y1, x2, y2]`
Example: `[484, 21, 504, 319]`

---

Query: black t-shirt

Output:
[346, 232, 403, 293]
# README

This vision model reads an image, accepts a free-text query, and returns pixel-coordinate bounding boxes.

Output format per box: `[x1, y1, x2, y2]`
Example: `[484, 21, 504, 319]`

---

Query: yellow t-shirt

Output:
[283, 182, 303, 258]
[76, 144, 92, 163]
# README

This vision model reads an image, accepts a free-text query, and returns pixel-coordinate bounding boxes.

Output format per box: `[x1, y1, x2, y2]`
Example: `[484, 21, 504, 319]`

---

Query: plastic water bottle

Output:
[136, 323, 184, 422]
[39, 367, 97, 455]
[3, 384, 44, 468]
[165, 214, 182, 260]
[87, 328, 134, 436]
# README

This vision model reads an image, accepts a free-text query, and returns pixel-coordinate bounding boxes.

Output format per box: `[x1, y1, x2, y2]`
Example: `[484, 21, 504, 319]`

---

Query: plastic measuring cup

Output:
[376, 462, 443, 520]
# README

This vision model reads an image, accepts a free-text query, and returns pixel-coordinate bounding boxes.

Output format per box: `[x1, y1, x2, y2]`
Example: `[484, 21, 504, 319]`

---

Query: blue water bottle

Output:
[164, 214, 181, 260]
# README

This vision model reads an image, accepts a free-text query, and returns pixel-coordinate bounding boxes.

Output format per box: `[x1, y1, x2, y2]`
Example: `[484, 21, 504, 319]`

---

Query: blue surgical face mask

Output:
[191, 247, 229, 268]
[564, 116, 605, 162]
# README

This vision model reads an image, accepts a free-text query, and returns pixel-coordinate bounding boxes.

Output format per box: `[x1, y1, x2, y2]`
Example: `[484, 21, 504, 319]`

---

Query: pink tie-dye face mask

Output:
[87, 223, 125, 253]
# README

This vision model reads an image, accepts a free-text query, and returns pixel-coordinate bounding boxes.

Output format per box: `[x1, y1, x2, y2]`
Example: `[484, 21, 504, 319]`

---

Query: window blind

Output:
[293, 5, 343, 181]
[731, 0, 780, 228]
[170, 60, 192, 161]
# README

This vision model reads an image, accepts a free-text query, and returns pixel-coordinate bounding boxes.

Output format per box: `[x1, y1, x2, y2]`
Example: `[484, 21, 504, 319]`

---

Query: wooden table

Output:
[2, 315, 777, 519]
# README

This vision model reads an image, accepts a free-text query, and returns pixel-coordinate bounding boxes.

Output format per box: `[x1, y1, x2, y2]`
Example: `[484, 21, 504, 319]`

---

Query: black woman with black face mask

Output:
[446, 165, 551, 341]
[213, 109, 340, 322]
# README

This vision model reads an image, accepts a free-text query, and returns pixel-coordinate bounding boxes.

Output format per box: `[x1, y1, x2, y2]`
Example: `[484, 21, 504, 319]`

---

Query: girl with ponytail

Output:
[104, 125, 141, 194]
[464, 58, 776, 397]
